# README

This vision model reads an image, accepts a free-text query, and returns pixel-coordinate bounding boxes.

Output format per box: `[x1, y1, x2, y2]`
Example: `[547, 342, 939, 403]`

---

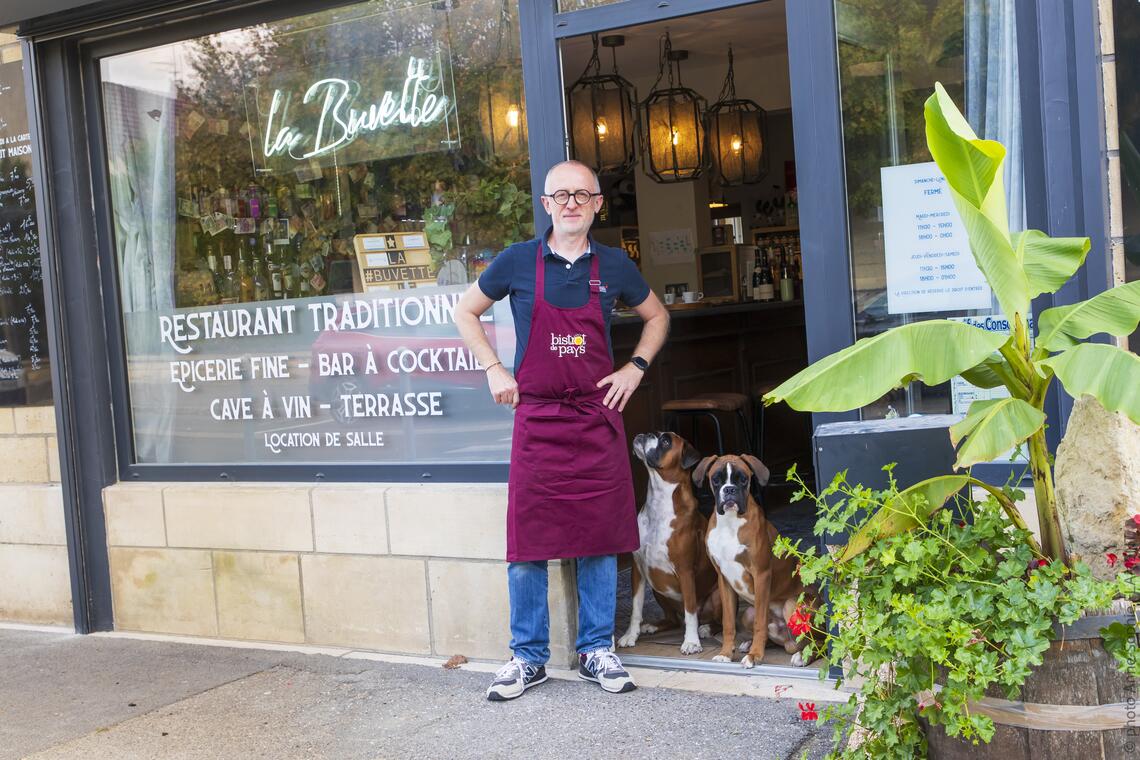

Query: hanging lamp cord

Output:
[716, 46, 737, 103]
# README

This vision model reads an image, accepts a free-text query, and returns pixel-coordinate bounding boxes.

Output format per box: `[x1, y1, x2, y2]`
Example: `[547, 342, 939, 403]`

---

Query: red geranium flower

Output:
[788, 605, 812, 637]
[1132, 514, 1140, 526]
[1107, 553, 1119, 567]
[1125, 556, 1140, 570]
[799, 702, 819, 721]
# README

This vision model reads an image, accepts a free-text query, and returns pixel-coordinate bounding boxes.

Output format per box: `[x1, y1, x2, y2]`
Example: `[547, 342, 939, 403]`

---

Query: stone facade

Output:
[103, 482, 578, 665]
[0, 405, 70, 625]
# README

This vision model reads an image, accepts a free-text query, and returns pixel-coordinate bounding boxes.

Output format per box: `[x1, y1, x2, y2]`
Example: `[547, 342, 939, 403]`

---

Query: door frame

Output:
[517, 0, 857, 421]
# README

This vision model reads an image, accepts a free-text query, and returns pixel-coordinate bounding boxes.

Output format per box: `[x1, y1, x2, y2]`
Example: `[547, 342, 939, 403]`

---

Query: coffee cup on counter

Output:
[663, 292, 676, 305]
[682, 290, 703, 304]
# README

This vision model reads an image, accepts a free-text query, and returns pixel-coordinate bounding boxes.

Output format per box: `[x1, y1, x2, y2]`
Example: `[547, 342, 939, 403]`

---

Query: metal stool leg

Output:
[733, 408, 752, 456]
[702, 411, 724, 454]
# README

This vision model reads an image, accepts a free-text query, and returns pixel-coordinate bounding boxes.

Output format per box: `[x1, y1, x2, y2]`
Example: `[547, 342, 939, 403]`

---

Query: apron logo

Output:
[550, 333, 587, 357]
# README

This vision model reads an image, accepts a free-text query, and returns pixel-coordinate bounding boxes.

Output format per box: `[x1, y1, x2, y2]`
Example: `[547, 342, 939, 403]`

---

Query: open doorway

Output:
[559, 1, 820, 674]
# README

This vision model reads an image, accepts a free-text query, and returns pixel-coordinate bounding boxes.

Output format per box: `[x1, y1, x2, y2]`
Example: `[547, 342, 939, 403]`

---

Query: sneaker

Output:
[486, 658, 548, 701]
[578, 649, 637, 693]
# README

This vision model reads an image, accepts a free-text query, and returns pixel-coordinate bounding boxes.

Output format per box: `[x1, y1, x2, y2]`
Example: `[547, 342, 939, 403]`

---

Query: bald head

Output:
[544, 160, 601, 194]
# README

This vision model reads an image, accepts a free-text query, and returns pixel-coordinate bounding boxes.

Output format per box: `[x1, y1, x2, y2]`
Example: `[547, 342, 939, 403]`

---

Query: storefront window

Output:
[1113, 0, 1140, 352]
[0, 33, 51, 406]
[835, 0, 1024, 419]
[98, 0, 531, 466]
[558, 0, 626, 11]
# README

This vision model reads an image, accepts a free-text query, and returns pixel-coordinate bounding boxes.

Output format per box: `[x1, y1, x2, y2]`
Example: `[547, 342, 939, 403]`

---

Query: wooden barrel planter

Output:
[924, 614, 1136, 759]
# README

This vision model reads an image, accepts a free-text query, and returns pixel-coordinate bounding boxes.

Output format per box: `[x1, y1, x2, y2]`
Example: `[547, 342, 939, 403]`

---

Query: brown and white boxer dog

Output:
[694, 454, 814, 668]
[618, 432, 720, 655]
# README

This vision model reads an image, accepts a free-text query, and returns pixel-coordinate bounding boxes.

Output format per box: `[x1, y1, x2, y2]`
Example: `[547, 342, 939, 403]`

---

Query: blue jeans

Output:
[507, 555, 617, 666]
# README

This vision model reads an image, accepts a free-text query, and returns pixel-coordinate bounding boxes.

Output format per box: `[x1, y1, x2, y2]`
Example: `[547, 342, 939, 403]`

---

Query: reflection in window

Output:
[100, 0, 530, 466]
[0, 34, 51, 406]
[1113, 0, 1140, 351]
[835, 0, 1023, 419]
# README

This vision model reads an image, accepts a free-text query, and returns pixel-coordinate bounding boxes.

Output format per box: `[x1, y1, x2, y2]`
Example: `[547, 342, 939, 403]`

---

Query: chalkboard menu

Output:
[0, 40, 51, 406]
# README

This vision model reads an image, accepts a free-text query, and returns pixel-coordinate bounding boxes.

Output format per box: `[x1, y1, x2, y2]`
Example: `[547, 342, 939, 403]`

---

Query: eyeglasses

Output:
[544, 189, 603, 206]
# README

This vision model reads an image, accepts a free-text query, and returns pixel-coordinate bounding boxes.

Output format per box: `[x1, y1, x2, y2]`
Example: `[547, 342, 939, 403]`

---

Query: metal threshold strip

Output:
[621, 653, 828, 682]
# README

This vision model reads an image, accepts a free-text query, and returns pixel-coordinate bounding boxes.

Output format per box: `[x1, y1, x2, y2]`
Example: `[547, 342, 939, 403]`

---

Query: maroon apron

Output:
[506, 243, 639, 562]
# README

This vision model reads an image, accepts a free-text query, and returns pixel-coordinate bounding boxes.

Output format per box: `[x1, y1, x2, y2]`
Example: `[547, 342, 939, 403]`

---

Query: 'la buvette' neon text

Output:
[263, 57, 450, 161]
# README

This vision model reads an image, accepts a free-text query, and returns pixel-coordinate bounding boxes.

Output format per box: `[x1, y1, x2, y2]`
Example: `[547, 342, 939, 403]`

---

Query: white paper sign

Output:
[881, 162, 992, 315]
[648, 229, 695, 266]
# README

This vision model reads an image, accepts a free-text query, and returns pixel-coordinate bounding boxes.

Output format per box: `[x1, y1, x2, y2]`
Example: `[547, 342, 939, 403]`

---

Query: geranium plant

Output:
[774, 468, 1140, 759]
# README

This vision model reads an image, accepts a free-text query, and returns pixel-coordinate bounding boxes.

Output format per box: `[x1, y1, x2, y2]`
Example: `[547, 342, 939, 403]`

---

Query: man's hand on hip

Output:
[488, 365, 519, 409]
[597, 364, 644, 412]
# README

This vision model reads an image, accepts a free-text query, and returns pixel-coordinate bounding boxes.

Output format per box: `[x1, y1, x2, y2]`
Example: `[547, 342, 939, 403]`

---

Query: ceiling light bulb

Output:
[505, 105, 520, 128]
[671, 128, 680, 146]
[731, 135, 743, 153]
[595, 118, 608, 139]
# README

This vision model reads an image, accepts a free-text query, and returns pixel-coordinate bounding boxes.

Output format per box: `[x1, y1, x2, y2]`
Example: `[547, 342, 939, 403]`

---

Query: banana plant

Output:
[764, 83, 1140, 564]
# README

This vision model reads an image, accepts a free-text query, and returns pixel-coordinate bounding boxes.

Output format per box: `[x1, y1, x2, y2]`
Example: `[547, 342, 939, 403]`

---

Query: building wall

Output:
[103, 482, 578, 663]
[0, 406, 70, 625]
[1100, 0, 1127, 295]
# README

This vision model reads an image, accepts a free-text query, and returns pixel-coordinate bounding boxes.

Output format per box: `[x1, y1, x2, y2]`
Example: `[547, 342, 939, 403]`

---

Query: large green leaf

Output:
[924, 83, 1004, 209]
[838, 475, 972, 563]
[763, 321, 1007, 412]
[960, 352, 1017, 390]
[925, 84, 1030, 321]
[1041, 343, 1140, 425]
[949, 397, 1045, 468]
[1036, 281, 1140, 351]
[1013, 230, 1091, 299]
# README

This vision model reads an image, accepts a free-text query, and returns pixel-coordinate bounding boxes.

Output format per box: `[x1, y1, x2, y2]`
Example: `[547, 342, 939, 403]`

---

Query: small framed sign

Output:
[352, 232, 436, 291]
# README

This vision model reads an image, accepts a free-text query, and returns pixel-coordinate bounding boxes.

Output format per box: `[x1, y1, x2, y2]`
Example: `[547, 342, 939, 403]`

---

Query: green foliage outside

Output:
[764, 84, 1140, 756]
[765, 84, 1140, 564]
[775, 468, 1140, 759]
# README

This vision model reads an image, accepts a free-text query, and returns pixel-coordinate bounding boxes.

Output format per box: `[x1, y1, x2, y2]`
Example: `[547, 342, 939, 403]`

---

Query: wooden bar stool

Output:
[662, 392, 753, 455]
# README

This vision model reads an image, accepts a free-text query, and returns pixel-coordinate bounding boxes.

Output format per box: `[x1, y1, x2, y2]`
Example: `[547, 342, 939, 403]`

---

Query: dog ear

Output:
[741, 454, 770, 502]
[680, 440, 703, 470]
[691, 455, 717, 489]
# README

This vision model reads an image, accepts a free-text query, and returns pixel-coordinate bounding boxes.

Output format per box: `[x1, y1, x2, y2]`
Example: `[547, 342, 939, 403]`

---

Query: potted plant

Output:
[764, 84, 1140, 758]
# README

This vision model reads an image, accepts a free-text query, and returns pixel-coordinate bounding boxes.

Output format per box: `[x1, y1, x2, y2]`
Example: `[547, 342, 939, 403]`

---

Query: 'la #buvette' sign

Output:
[245, 49, 460, 173]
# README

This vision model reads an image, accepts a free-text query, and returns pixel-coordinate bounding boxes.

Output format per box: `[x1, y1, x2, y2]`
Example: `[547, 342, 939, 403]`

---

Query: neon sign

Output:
[253, 54, 457, 167]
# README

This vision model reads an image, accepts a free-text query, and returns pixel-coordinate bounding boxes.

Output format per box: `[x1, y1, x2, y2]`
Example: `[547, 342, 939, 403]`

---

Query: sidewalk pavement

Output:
[0, 626, 840, 760]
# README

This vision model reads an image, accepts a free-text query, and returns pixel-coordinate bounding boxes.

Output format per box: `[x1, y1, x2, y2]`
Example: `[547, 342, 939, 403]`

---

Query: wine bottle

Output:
[779, 253, 794, 301]
[757, 251, 775, 302]
[220, 249, 240, 305]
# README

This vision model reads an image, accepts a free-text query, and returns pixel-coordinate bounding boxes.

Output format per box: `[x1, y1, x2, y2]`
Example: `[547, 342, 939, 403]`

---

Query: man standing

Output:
[455, 160, 669, 701]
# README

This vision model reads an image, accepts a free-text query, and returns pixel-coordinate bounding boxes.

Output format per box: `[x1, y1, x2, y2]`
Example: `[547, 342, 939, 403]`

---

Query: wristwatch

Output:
[630, 355, 650, 371]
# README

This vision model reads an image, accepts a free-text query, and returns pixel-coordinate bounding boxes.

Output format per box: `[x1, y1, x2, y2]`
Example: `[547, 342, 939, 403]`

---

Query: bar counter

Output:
[613, 299, 812, 500]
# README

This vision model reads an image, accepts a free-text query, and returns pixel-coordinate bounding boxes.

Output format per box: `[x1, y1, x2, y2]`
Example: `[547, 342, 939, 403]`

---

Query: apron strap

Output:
[587, 251, 602, 301]
[534, 241, 546, 305]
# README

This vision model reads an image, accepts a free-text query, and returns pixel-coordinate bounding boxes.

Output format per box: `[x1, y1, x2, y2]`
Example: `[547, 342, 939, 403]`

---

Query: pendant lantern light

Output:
[640, 32, 705, 183]
[567, 34, 638, 176]
[479, 0, 528, 160]
[706, 46, 768, 186]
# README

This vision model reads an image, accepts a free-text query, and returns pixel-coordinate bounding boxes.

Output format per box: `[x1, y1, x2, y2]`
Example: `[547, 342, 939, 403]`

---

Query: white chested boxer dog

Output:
[619, 432, 720, 655]
[694, 454, 815, 668]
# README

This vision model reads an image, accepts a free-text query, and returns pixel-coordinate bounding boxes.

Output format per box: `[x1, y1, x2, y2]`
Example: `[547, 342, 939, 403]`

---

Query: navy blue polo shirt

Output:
[478, 231, 651, 369]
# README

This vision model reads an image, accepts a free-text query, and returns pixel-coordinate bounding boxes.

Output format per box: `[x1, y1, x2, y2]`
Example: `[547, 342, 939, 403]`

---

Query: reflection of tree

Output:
[838, 0, 964, 218]
[171, 0, 533, 290]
